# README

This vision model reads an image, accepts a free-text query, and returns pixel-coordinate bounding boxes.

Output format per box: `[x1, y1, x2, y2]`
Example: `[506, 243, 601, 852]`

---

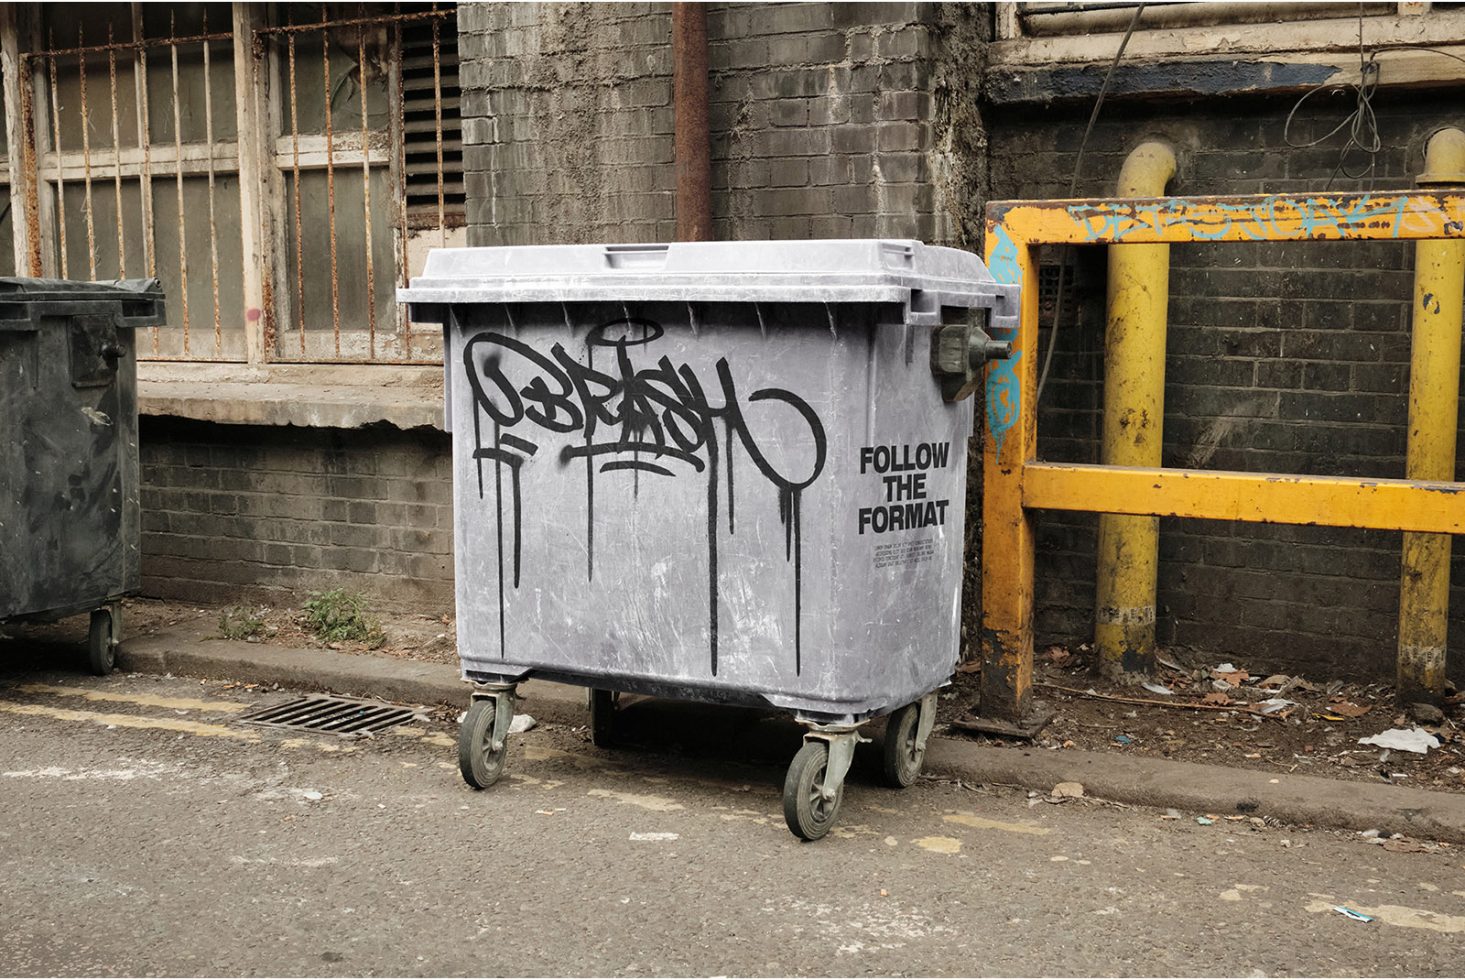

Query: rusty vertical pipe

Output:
[672, 3, 710, 242]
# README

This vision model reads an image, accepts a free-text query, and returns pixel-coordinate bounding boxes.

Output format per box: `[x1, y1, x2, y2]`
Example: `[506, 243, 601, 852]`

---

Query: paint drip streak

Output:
[794, 489, 802, 675]
[585, 345, 595, 582]
[707, 421, 720, 676]
[724, 417, 735, 534]
[493, 421, 505, 659]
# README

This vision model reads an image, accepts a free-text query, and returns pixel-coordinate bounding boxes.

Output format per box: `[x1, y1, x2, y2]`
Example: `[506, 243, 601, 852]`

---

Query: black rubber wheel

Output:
[87, 608, 116, 676]
[589, 689, 618, 748]
[783, 741, 843, 841]
[458, 699, 507, 789]
[880, 701, 925, 788]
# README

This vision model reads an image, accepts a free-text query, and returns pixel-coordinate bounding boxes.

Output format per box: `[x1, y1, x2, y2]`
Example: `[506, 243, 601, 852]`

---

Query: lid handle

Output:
[604, 244, 670, 270]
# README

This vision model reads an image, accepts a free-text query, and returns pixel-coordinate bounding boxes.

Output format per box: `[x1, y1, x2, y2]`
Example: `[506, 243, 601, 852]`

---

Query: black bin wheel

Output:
[589, 689, 618, 748]
[87, 608, 116, 676]
[783, 741, 843, 842]
[880, 700, 926, 788]
[458, 699, 507, 789]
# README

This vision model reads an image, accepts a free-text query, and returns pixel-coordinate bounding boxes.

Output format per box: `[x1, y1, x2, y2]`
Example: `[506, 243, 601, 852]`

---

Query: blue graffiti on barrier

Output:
[985, 224, 1023, 462]
[1063, 194, 1443, 245]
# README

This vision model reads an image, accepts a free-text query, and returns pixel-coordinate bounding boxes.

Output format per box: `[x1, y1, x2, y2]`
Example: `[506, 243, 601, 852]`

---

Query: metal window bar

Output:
[12, 3, 458, 364]
[20, 13, 238, 359]
[257, 2, 459, 364]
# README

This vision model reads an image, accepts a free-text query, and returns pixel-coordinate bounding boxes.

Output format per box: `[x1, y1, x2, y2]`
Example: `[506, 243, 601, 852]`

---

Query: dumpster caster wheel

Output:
[881, 702, 925, 788]
[589, 689, 618, 748]
[87, 607, 117, 676]
[458, 699, 508, 789]
[783, 741, 843, 841]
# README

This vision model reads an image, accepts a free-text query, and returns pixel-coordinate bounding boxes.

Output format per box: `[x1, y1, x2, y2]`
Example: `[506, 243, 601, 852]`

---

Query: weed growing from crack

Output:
[218, 606, 266, 641]
[301, 588, 385, 647]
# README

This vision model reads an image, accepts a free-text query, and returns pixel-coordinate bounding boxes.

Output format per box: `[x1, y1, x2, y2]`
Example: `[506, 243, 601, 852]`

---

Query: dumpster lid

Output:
[0, 277, 165, 331]
[399, 240, 1008, 310]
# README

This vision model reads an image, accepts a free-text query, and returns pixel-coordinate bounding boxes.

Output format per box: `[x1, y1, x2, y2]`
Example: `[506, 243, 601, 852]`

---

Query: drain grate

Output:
[237, 694, 425, 737]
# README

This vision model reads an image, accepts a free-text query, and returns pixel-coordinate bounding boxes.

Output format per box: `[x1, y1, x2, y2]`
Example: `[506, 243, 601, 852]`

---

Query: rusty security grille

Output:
[237, 694, 424, 736]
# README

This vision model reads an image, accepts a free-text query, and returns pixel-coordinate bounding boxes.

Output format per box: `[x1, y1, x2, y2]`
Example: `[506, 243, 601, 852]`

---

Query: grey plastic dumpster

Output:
[401, 240, 1017, 839]
[0, 278, 165, 674]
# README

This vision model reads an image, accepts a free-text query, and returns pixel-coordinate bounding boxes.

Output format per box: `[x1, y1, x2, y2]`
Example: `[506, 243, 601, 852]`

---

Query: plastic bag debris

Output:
[1333, 906, 1375, 923]
[1114, 734, 1133, 746]
[1196, 816, 1215, 825]
[629, 832, 679, 842]
[1256, 698, 1297, 715]
[1357, 727, 1440, 755]
[509, 713, 537, 734]
[1141, 682, 1174, 696]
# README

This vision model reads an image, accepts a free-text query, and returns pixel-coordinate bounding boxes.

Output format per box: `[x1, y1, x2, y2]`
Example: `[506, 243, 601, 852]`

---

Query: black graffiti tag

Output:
[462, 318, 828, 676]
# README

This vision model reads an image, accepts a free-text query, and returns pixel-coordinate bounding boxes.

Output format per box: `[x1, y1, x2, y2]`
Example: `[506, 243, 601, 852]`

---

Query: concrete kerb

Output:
[118, 632, 1465, 845]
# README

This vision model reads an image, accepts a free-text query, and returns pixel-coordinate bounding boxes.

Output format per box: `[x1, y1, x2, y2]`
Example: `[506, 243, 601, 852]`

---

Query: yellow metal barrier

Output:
[975, 190, 1465, 732]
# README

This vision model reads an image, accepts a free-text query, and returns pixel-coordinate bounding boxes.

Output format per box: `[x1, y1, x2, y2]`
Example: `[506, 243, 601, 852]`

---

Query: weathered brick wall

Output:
[987, 90, 1464, 681]
[140, 418, 454, 614]
[458, 2, 988, 249]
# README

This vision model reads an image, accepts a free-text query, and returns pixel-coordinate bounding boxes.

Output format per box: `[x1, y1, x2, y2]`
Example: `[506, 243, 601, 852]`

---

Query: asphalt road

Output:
[2, 655, 1464, 977]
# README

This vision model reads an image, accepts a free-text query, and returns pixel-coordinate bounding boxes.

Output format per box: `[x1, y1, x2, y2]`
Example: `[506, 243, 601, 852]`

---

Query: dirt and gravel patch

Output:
[943, 643, 1465, 795]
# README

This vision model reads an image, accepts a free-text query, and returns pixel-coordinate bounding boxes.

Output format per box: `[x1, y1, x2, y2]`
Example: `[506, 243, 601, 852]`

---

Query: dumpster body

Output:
[402, 241, 1016, 838]
[0, 278, 165, 673]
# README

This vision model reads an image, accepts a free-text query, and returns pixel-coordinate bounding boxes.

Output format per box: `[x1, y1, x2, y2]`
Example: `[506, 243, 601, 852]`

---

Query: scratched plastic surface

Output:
[0, 277, 165, 624]
[401, 241, 1014, 723]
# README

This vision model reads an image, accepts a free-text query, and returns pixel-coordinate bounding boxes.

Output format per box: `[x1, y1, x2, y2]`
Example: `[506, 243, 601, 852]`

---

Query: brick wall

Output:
[987, 89, 1465, 681]
[458, 2, 988, 249]
[140, 418, 454, 614]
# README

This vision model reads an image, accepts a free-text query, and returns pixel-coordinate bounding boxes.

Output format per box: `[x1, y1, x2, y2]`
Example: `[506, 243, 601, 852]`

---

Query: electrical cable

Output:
[1035, 2, 1145, 407]
[1282, 7, 1465, 187]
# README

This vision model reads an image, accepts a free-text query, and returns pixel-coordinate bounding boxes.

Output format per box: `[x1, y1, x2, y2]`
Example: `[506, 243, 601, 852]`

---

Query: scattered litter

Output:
[1212, 665, 1249, 686]
[509, 714, 537, 734]
[301, 790, 323, 802]
[1196, 816, 1215, 826]
[1332, 906, 1375, 923]
[1217, 662, 1237, 672]
[1157, 655, 1186, 672]
[1407, 702, 1446, 725]
[1114, 734, 1133, 746]
[1257, 674, 1292, 690]
[1050, 781, 1085, 800]
[1383, 838, 1439, 854]
[1042, 645, 1073, 666]
[1161, 809, 1181, 820]
[628, 832, 680, 842]
[1358, 728, 1441, 755]
[1256, 698, 1296, 716]
[1325, 701, 1371, 719]
[1202, 691, 1232, 706]
[1359, 829, 1381, 839]
[1142, 682, 1174, 696]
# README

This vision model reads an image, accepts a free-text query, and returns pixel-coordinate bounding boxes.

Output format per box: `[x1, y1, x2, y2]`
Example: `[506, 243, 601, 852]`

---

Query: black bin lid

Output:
[0, 277, 165, 331]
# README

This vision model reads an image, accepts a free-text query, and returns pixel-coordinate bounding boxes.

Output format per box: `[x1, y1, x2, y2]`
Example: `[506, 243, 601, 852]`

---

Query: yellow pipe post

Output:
[1094, 142, 1176, 682]
[1398, 127, 1465, 706]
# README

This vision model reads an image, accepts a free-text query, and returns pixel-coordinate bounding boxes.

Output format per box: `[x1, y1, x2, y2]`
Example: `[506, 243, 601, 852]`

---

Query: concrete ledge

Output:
[140, 380, 444, 431]
[119, 632, 1465, 844]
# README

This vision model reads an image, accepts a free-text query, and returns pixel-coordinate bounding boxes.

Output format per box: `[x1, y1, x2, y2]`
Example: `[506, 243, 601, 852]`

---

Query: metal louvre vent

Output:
[401, 10, 464, 220]
[238, 695, 425, 736]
